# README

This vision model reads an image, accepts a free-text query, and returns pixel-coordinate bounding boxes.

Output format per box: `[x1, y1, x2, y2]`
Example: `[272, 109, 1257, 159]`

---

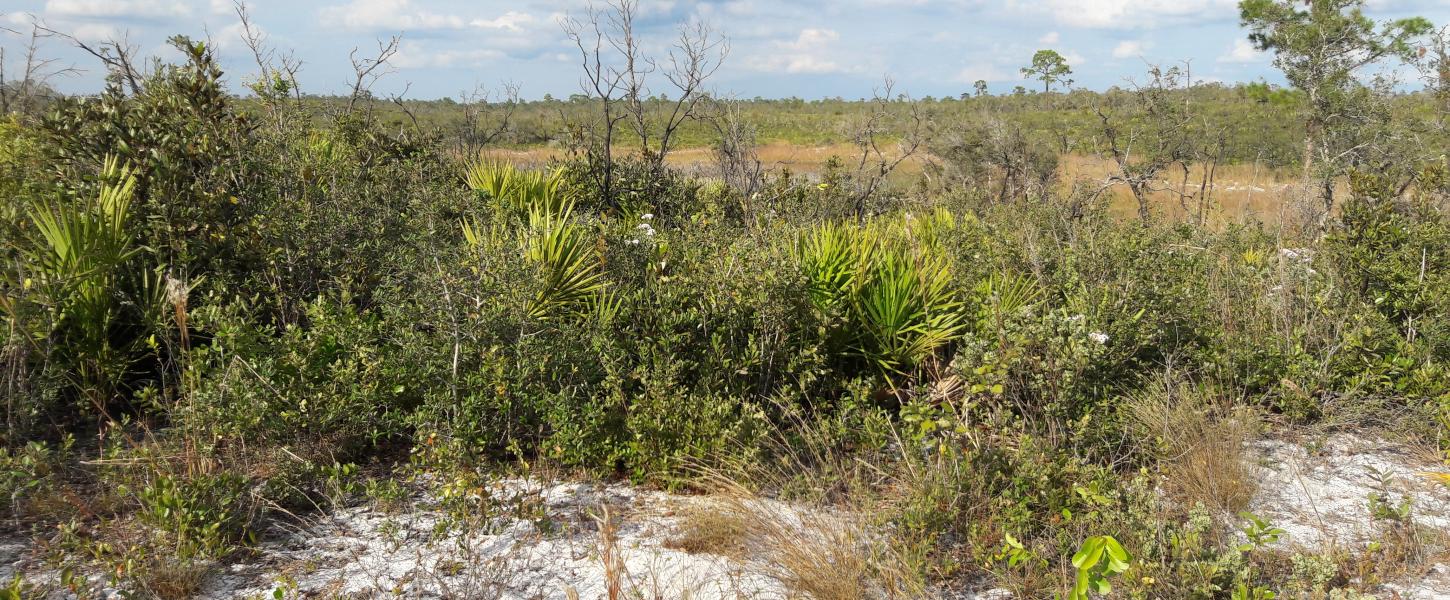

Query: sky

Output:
[3, 0, 1447, 100]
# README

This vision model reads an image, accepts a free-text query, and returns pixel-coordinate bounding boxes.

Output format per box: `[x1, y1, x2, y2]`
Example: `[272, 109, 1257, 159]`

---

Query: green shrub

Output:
[1328, 172, 1450, 361]
[5, 156, 166, 423]
[182, 295, 413, 459]
[134, 471, 251, 559]
[0, 436, 72, 520]
[39, 37, 251, 275]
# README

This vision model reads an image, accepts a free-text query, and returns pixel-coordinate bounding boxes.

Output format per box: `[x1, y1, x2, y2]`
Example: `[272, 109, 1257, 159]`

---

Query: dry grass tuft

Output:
[665, 500, 751, 558]
[595, 503, 627, 600]
[694, 481, 920, 600]
[685, 407, 933, 600]
[1127, 380, 1257, 516]
[133, 559, 211, 600]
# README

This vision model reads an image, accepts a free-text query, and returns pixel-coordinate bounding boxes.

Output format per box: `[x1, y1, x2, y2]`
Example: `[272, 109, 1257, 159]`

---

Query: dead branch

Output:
[848, 77, 928, 221]
[346, 35, 400, 115]
[0, 20, 76, 116]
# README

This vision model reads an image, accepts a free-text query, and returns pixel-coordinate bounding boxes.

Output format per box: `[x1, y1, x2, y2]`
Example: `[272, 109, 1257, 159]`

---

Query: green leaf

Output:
[1072, 536, 1104, 569]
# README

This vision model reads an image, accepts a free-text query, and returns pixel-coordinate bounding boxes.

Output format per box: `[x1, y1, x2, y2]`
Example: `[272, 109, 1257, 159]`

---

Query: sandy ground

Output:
[195, 479, 783, 599]
[1249, 434, 1450, 549]
[1248, 433, 1450, 598]
[3, 432, 1448, 598]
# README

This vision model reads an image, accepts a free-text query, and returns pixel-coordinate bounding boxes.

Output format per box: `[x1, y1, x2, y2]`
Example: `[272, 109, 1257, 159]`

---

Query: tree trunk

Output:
[1132, 182, 1150, 222]
[1301, 122, 1315, 182]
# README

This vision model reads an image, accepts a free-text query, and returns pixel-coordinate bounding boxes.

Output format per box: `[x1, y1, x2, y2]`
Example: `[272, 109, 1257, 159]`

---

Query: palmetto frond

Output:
[463, 160, 567, 221]
[524, 198, 608, 321]
[797, 218, 967, 378]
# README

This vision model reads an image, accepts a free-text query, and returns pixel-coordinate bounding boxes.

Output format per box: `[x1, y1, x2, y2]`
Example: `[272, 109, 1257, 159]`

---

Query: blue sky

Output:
[4, 0, 1447, 100]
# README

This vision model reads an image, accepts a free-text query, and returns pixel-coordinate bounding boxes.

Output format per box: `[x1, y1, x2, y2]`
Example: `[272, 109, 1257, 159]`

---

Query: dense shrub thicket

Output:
[0, 35, 1448, 598]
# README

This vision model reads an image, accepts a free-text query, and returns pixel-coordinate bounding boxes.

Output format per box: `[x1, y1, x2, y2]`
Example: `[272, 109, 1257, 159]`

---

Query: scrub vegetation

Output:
[1, 0, 1448, 597]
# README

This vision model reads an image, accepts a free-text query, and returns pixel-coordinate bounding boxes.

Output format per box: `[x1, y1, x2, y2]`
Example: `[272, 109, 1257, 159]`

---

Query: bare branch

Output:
[703, 95, 763, 200]
[36, 23, 141, 95]
[346, 35, 400, 115]
[846, 77, 929, 221]
[457, 82, 520, 155]
[235, 1, 304, 131]
[389, 82, 421, 135]
[0, 20, 77, 116]
[561, 0, 728, 206]
[1093, 62, 1197, 222]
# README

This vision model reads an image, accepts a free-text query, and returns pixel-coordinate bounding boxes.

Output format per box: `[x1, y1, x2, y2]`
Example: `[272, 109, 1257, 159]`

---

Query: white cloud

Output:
[210, 0, 234, 15]
[318, 0, 465, 31]
[70, 22, 122, 42]
[212, 19, 256, 51]
[744, 28, 852, 74]
[1038, 31, 1059, 44]
[1014, 0, 1236, 30]
[4, 12, 38, 27]
[1111, 39, 1150, 58]
[1064, 51, 1086, 66]
[791, 28, 839, 48]
[392, 41, 504, 68]
[718, 1, 762, 17]
[469, 11, 535, 32]
[45, 0, 191, 19]
[1219, 38, 1264, 63]
[317, 1, 551, 44]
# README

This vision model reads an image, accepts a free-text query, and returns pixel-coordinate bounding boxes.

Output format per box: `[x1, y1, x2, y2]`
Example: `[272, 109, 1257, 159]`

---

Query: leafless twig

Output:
[234, 1, 304, 132]
[846, 77, 928, 222]
[346, 35, 400, 115]
[456, 82, 520, 155]
[36, 23, 143, 95]
[0, 19, 76, 116]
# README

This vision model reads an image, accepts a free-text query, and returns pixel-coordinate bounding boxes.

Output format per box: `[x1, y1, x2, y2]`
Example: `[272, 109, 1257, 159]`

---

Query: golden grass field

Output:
[482, 143, 1308, 225]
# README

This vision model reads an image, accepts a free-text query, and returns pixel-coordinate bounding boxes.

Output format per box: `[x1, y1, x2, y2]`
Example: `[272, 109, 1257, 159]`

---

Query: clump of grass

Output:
[666, 500, 750, 558]
[131, 558, 212, 600]
[1126, 379, 1257, 516]
[690, 484, 918, 600]
[690, 405, 934, 600]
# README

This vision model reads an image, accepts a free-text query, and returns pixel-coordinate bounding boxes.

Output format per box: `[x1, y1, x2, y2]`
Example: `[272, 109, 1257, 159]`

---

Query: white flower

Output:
[640, 213, 654, 221]
[1067, 314, 1085, 323]
[1278, 247, 1314, 264]
[1088, 332, 1109, 345]
[626, 238, 640, 245]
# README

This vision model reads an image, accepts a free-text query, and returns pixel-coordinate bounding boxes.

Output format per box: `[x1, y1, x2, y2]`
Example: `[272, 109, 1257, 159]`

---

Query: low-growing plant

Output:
[10, 156, 160, 421]
[1068, 535, 1131, 600]
[134, 471, 251, 559]
[463, 160, 568, 221]
[0, 435, 71, 520]
[1238, 512, 1285, 551]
